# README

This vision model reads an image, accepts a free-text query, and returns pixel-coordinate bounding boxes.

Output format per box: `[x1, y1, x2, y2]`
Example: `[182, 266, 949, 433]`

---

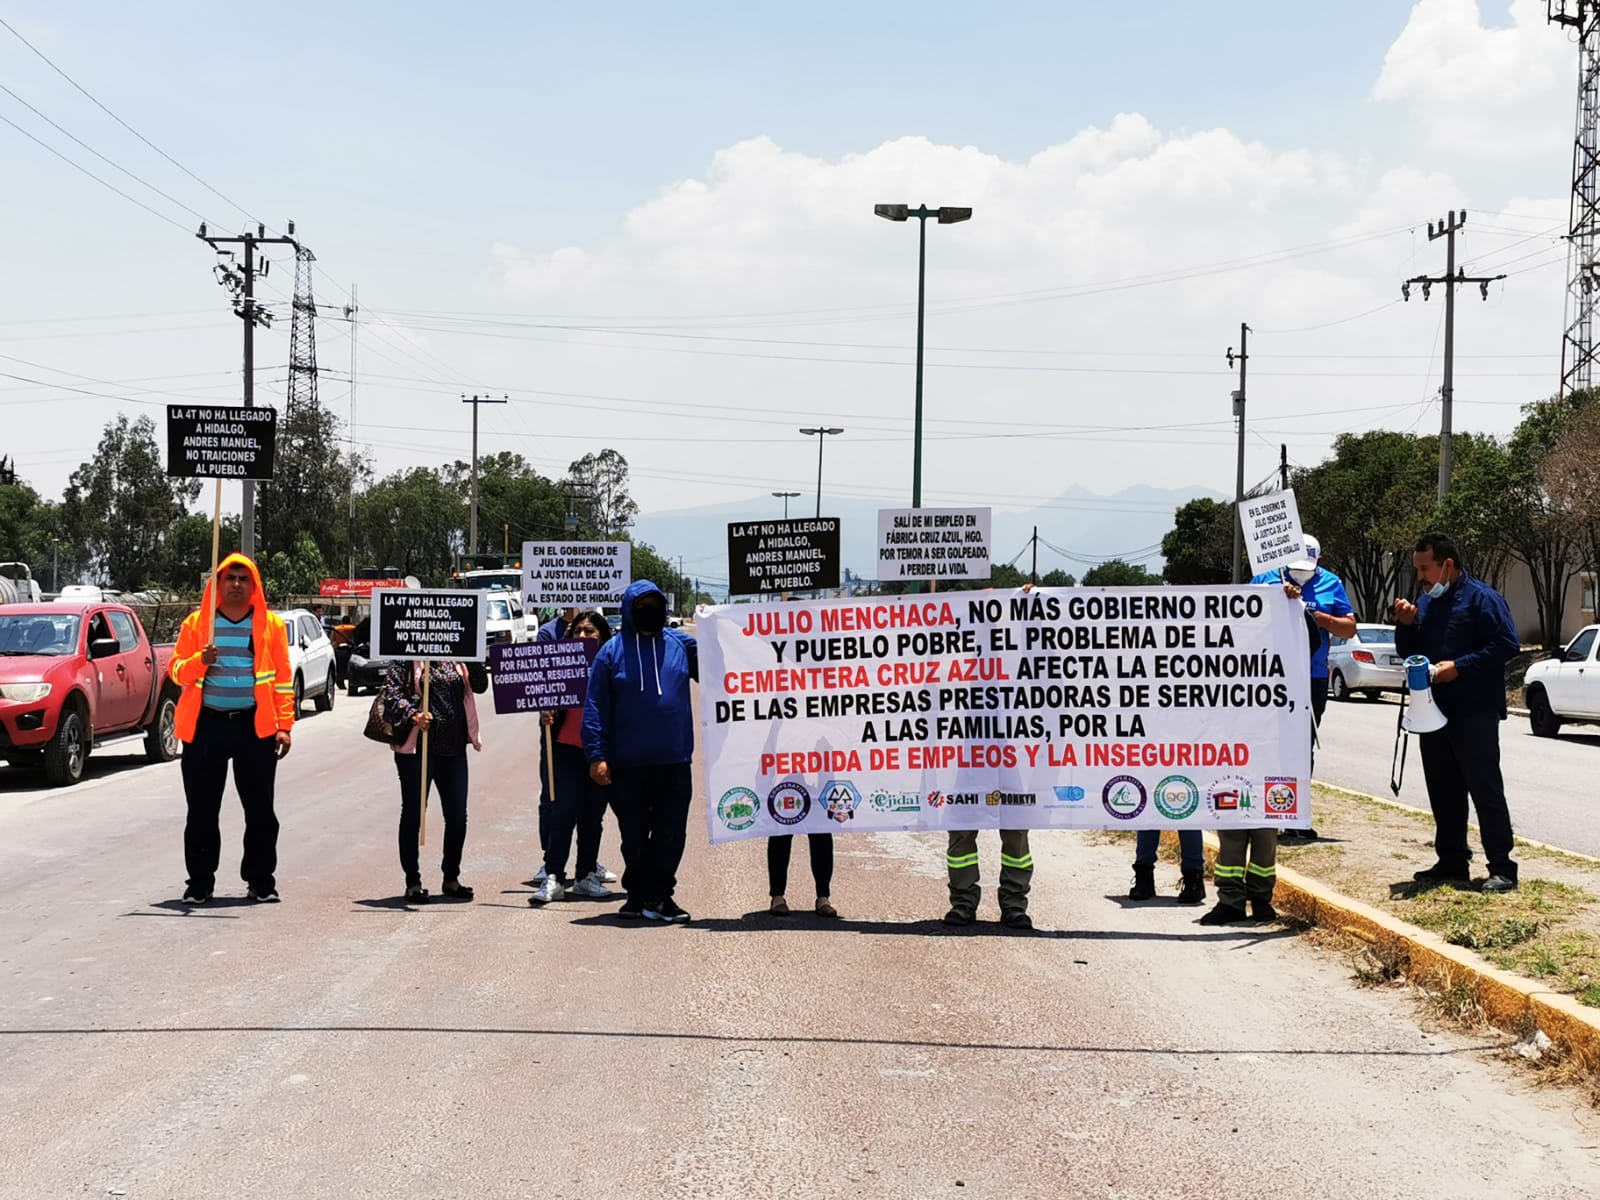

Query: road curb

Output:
[1195, 830, 1600, 1066]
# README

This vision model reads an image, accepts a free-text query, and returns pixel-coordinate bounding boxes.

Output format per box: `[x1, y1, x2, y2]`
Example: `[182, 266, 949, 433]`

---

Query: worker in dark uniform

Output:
[1392, 531, 1521, 893]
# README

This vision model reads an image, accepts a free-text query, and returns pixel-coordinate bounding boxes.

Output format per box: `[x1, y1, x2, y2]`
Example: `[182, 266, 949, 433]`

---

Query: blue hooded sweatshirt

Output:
[582, 580, 698, 767]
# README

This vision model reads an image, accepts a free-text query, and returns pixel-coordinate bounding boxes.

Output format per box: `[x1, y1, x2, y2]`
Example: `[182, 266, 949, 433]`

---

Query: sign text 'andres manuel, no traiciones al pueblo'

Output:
[371, 590, 487, 662]
[697, 586, 1311, 843]
[727, 518, 841, 595]
[165, 404, 277, 480]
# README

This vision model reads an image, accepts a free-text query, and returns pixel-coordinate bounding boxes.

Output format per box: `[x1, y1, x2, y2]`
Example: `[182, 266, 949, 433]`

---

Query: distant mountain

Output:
[632, 483, 1227, 595]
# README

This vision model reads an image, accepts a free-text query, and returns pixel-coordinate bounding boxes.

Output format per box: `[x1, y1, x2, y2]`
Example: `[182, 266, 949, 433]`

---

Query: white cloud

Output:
[1373, 0, 1572, 153]
[493, 242, 626, 294]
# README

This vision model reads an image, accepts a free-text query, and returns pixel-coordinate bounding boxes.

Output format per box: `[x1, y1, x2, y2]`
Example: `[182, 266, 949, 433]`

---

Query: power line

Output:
[0, 110, 190, 232]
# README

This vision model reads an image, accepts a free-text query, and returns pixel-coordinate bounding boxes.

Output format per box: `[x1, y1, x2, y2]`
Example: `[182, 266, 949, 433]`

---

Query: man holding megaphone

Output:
[1392, 532, 1522, 893]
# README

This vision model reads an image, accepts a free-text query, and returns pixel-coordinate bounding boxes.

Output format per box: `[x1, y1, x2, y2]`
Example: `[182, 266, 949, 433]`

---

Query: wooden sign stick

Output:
[206, 478, 222, 643]
[419, 667, 432, 847]
[544, 721, 557, 821]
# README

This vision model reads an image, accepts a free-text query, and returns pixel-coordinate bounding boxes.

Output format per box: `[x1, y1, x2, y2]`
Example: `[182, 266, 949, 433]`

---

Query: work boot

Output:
[1197, 901, 1248, 926]
[1128, 862, 1157, 901]
[1251, 899, 1278, 922]
[942, 907, 976, 926]
[1176, 868, 1206, 906]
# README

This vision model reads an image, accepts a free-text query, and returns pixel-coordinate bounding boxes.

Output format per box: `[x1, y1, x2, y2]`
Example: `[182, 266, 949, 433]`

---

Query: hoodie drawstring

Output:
[631, 632, 664, 696]
[651, 636, 662, 697]
[634, 634, 644, 693]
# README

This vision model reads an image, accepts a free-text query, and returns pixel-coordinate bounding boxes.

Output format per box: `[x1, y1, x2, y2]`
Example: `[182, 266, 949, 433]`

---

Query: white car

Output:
[1524, 624, 1600, 737]
[484, 590, 532, 649]
[276, 609, 339, 714]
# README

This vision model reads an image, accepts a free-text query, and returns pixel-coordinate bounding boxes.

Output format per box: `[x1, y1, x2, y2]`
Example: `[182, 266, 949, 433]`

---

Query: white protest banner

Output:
[522, 541, 630, 607]
[876, 508, 991, 582]
[698, 586, 1312, 844]
[1240, 490, 1306, 578]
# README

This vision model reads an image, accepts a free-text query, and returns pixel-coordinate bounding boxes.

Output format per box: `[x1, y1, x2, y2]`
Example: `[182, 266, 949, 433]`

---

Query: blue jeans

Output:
[1135, 828, 1204, 870]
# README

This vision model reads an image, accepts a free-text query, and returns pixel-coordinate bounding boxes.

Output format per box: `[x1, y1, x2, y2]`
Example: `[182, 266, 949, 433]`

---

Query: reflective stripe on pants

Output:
[1214, 828, 1277, 907]
[947, 828, 1032, 917]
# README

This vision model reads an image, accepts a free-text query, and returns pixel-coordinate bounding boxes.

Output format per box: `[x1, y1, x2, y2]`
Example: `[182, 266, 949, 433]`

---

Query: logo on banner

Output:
[716, 787, 760, 832]
[767, 781, 812, 826]
[986, 790, 1036, 807]
[1153, 775, 1201, 821]
[1102, 775, 1147, 820]
[869, 790, 920, 814]
[1050, 786, 1087, 805]
[1263, 776, 1300, 817]
[1207, 775, 1254, 815]
[821, 780, 862, 823]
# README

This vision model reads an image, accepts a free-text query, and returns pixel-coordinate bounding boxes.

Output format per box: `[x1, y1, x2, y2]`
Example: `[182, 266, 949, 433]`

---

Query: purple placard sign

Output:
[489, 639, 598, 715]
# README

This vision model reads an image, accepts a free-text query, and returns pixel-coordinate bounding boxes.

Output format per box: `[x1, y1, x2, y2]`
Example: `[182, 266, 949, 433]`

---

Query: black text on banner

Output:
[372, 590, 487, 662]
[165, 404, 277, 480]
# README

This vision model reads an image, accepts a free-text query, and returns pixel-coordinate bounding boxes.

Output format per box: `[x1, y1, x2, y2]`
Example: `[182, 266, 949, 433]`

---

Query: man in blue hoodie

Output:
[583, 581, 699, 922]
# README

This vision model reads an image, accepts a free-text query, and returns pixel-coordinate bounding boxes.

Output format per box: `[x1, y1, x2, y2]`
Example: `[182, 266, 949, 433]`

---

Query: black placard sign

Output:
[727, 517, 841, 595]
[165, 404, 277, 480]
[371, 590, 487, 662]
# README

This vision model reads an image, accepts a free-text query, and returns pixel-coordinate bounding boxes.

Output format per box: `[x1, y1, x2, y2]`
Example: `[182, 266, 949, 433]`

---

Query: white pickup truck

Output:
[1523, 624, 1600, 737]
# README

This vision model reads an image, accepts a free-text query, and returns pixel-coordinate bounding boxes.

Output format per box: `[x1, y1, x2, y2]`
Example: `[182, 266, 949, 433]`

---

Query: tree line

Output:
[1157, 389, 1600, 646]
[0, 393, 705, 611]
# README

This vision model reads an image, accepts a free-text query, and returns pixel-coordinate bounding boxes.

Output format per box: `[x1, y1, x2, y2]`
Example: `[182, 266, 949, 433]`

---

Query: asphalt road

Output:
[2, 694, 1598, 1199]
[1314, 693, 1600, 858]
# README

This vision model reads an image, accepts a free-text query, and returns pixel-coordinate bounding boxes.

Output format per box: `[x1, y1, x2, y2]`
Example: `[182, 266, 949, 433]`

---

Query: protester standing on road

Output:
[1392, 531, 1522, 893]
[170, 554, 295, 905]
[583, 581, 698, 923]
[382, 657, 488, 903]
[529, 610, 616, 905]
[1252, 533, 1356, 842]
[1128, 828, 1206, 905]
[768, 832, 838, 918]
[945, 829, 1033, 930]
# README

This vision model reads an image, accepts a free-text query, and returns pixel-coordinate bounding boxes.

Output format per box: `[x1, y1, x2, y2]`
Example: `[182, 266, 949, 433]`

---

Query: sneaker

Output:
[657, 898, 691, 923]
[405, 883, 429, 904]
[1001, 910, 1034, 931]
[568, 874, 614, 899]
[248, 885, 280, 903]
[441, 879, 475, 901]
[769, 896, 791, 915]
[617, 897, 644, 920]
[1483, 874, 1519, 894]
[815, 898, 839, 919]
[1251, 899, 1279, 922]
[181, 887, 211, 907]
[1197, 902, 1248, 926]
[525, 867, 549, 887]
[594, 862, 619, 883]
[942, 907, 976, 926]
[528, 876, 565, 905]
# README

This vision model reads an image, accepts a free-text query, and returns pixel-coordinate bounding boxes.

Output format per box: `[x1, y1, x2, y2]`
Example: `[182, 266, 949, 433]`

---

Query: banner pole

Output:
[419, 666, 431, 847]
[543, 721, 557, 821]
[206, 478, 222, 643]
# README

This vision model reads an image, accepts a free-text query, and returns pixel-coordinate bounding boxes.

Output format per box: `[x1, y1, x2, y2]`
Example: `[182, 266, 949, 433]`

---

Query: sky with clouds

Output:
[0, 1, 1583, 563]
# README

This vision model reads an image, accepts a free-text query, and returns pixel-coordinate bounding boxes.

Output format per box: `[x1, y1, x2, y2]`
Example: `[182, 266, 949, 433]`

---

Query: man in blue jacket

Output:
[1392, 532, 1522, 893]
[1251, 534, 1356, 843]
[583, 581, 699, 922]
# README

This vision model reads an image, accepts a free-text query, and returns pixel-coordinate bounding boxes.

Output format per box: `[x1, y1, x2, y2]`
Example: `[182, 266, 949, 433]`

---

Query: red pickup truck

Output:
[0, 603, 179, 786]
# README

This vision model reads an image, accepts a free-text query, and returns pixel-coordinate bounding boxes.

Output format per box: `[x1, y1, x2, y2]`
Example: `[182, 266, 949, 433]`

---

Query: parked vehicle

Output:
[276, 608, 339, 714]
[1327, 623, 1404, 701]
[1523, 624, 1600, 737]
[53, 585, 122, 605]
[484, 589, 531, 649]
[0, 603, 178, 785]
[0, 563, 42, 606]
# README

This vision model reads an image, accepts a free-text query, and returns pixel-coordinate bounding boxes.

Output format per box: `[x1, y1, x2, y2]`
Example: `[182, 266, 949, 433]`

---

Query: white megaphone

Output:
[1400, 654, 1448, 734]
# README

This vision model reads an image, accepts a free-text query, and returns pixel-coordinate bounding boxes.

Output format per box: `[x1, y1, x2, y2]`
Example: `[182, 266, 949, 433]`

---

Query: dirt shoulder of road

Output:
[1274, 784, 1600, 1010]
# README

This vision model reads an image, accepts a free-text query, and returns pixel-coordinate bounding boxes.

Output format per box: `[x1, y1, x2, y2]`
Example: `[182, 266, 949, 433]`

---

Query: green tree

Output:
[1160, 497, 1234, 585]
[1543, 400, 1600, 577]
[566, 449, 639, 538]
[256, 394, 364, 569]
[1082, 559, 1159, 586]
[443, 451, 568, 556]
[262, 533, 330, 603]
[1039, 568, 1076, 587]
[157, 511, 243, 593]
[356, 466, 465, 582]
[60, 415, 200, 590]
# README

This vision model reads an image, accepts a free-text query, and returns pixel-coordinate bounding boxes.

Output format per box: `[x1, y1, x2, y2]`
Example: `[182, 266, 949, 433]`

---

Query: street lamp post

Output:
[771, 490, 801, 519]
[873, 203, 971, 508]
[799, 427, 844, 517]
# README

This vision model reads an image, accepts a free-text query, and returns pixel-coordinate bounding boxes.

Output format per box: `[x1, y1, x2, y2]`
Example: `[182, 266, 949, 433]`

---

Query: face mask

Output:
[1286, 565, 1316, 587]
[1427, 580, 1448, 600]
[633, 604, 666, 635]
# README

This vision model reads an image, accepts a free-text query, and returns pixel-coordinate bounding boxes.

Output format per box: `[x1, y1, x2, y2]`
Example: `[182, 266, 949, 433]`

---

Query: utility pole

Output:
[1227, 324, 1249, 584]
[345, 283, 358, 582]
[772, 490, 801, 519]
[197, 222, 298, 558]
[1031, 526, 1039, 585]
[798, 427, 843, 517]
[1402, 211, 1505, 499]
[461, 393, 507, 555]
[1280, 444, 1289, 491]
